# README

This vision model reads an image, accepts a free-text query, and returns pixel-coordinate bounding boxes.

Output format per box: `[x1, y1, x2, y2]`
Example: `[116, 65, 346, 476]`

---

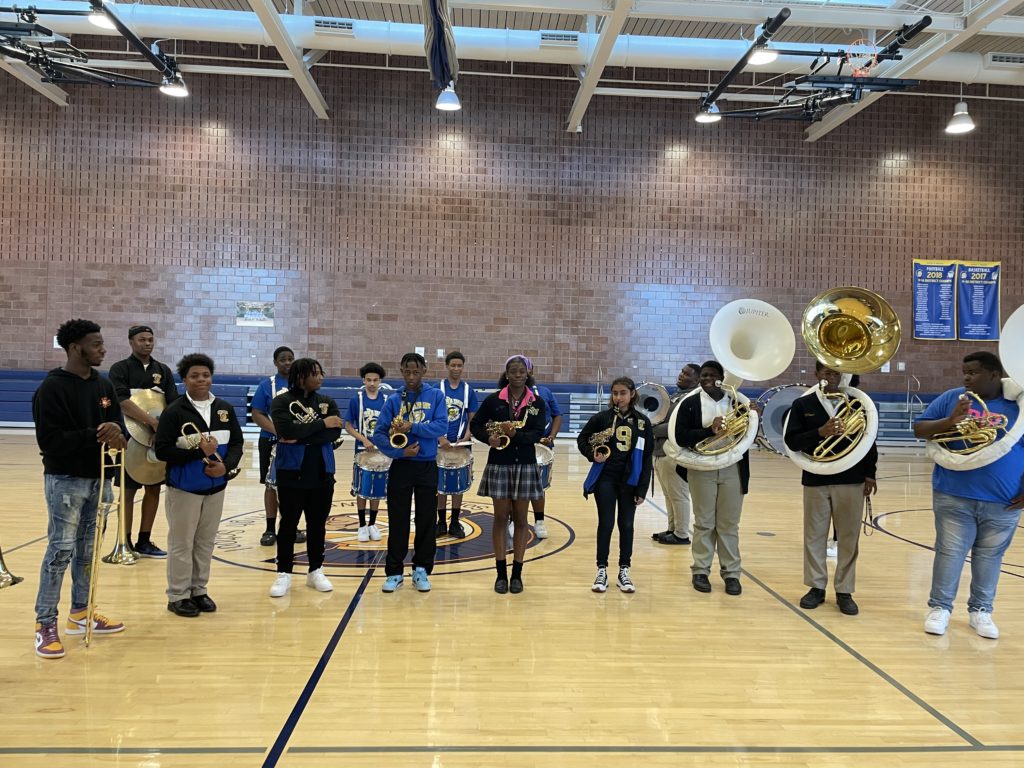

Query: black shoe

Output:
[448, 521, 466, 539]
[167, 598, 200, 617]
[800, 587, 826, 609]
[692, 574, 712, 593]
[436, 520, 448, 538]
[836, 593, 860, 616]
[510, 577, 524, 594]
[295, 529, 307, 544]
[656, 532, 691, 545]
[494, 577, 509, 594]
[192, 594, 217, 613]
[724, 577, 742, 596]
[652, 529, 672, 540]
[260, 531, 276, 547]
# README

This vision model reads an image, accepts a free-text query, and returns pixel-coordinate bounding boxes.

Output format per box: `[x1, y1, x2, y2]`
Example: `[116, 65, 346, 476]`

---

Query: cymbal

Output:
[125, 418, 155, 447]
[125, 389, 167, 447]
[125, 438, 166, 486]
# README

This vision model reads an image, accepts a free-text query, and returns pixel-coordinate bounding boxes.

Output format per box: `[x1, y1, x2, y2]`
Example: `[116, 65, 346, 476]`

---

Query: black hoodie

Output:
[32, 367, 125, 478]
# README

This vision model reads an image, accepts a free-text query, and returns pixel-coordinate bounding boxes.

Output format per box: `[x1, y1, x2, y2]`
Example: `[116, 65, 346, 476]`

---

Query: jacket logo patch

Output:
[217, 409, 229, 423]
[152, 373, 162, 384]
[527, 406, 539, 416]
[319, 403, 329, 415]
[100, 397, 111, 408]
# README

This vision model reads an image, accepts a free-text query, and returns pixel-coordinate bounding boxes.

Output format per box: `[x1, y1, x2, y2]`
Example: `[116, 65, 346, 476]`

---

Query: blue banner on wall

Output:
[957, 261, 1001, 341]
[912, 259, 958, 340]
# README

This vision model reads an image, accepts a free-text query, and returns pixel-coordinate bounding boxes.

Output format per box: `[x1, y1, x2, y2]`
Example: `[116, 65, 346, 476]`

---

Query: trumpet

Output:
[485, 418, 525, 450]
[588, 427, 615, 460]
[0, 537, 24, 589]
[390, 414, 409, 449]
[289, 399, 319, 424]
[694, 382, 752, 456]
[811, 381, 868, 461]
[182, 423, 221, 465]
[929, 392, 1008, 456]
[88, 444, 134, 647]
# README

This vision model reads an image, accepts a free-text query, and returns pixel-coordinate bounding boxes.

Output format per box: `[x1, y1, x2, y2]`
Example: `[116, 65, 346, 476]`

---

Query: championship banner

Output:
[957, 261, 1001, 341]
[912, 259, 957, 340]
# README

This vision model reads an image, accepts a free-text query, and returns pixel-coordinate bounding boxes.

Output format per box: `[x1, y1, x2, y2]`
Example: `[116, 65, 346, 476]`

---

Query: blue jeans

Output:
[928, 490, 1021, 614]
[34, 475, 110, 626]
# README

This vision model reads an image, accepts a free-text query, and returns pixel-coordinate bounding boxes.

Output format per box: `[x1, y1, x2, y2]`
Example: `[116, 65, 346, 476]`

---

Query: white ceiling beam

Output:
[0, 59, 69, 106]
[245, 0, 330, 118]
[803, 0, 1021, 142]
[304, 49, 329, 68]
[565, 0, 633, 132]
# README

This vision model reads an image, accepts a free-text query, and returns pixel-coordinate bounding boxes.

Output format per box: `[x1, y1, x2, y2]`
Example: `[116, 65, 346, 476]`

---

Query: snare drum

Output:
[437, 447, 473, 495]
[535, 443, 555, 490]
[353, 450, 392, 500]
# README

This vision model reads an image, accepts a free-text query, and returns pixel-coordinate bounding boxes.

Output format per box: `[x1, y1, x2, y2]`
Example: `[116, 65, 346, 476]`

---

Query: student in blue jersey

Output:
[155, 354, 244, 618]
[436, 351, 479, 539]
[913, 351, 1024, 640]
[577, 377, 654, 594]
[525, 361, 562, 539]
[372, 353, 449, 594]
[266, 358, 344, 599]
[345, 362, 388, 543]
[250, 346, 306, 548]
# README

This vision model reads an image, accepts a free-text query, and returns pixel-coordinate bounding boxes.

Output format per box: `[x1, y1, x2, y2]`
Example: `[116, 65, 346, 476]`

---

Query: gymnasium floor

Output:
[1, 430, 1022, 767]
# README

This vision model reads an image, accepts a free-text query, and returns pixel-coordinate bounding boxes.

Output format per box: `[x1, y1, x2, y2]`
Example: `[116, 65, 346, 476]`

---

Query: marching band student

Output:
[155, 354, 244, 618]
[108, 324, 179, 558]
[914, 351, 1024, 639]
[527, 362, 562, 539]
[577, 377, 654, 593]
[674, 360, 751, 596]
[372, 353, 448, 594]
[33, 319, 127, 658]
[436, 351, 479, 539]
[345, 362, 388, 542]
[250, 347, 305, 548]
[785, 362, 877, 616]
[652, 363, 699, 545]
[267, 358, 343, 598]
[470, 356, 547, 594]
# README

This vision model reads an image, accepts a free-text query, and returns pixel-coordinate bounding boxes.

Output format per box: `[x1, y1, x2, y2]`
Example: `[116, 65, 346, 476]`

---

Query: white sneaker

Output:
[826, 539, 838, 559]
[617, 567, 636, 593]
[269, 572, 292, 598]
[969, 609, 999, 639]
[357, 526, 370, 543]
[367, 524, 382, 541]
[924, 607, 951, 635]
[507, 521, 514, 538]
[306, 568, 333, 593]
[592, 567, 608, 593]
[533, 520, 549, 539]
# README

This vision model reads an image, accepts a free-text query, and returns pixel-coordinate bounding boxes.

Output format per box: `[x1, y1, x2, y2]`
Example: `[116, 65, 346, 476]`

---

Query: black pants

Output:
[276, 482, 334, 572]
[385, 459, 438, 576]
[595, 479, 636, 568]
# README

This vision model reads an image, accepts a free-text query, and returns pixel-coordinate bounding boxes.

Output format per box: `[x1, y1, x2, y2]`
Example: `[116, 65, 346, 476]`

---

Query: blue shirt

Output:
[532, 384, 562, 437]
[438, 379, 480, 441]
[917, 386, 1024, 504]
[252, 374, 288, 440]
[345, 390, 387, 454]
[371, 385, 449, 461]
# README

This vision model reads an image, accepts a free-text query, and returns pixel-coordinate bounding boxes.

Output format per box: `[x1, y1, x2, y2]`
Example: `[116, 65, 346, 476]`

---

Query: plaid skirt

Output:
[477, 463, 546, 501]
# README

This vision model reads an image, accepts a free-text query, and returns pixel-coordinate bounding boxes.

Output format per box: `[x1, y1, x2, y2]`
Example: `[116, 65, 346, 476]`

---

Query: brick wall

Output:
[1, 66, 1021, 392]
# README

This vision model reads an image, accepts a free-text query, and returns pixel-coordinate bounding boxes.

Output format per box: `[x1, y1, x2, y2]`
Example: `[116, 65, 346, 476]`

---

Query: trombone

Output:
[87, 444, 133, 647]
[0, 537, 23, 589]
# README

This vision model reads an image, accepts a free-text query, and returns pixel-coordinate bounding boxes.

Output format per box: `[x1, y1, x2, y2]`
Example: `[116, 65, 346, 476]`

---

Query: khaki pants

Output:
[654, 455, 691, 538]
[688, 464, 743, 578]
[165, 487, 225, 602]
[803, 484, 864, 594]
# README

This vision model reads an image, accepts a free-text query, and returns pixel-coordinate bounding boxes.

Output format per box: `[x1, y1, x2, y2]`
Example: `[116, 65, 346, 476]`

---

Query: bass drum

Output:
[755, 384, 809, 456]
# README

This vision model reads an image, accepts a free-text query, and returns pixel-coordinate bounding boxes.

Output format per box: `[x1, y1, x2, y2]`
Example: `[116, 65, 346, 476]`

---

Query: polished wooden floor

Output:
[1, 430, 1022, 767]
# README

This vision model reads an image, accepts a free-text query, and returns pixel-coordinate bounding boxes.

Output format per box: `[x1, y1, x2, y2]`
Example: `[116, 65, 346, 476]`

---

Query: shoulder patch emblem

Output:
[152, 373, 162, 385]
[217, 409, 229, 423]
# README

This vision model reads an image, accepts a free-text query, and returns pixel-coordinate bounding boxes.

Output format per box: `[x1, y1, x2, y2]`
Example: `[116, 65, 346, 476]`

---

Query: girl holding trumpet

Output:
[577, 377, 654, 593]
[469, 355, 547, 594]
[267, 358, 343, 598]
[155, 354, 244, 618]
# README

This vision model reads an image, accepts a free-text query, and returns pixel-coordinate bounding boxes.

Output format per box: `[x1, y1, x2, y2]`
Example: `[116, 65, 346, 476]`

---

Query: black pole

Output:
[877, 15, 932, 59]
[700, 7, 791, 111]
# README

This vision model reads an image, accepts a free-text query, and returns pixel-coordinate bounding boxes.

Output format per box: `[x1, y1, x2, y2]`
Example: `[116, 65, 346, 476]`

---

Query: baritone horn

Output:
[0, 537, 24, 588]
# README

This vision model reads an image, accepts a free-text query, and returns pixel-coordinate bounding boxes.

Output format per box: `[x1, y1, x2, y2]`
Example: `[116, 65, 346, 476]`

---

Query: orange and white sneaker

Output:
[65, 609, 126, 636]
[35, 622, 66, 659]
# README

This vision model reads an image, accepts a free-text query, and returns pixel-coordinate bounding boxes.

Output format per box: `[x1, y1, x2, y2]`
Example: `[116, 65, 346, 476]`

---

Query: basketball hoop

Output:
[844, 39, 878, 78]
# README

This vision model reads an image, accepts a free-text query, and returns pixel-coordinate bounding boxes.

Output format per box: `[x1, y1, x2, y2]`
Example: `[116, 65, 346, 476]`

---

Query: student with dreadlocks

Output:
[372, 352, 449, 594]
[267, 358, 344, 598]
[577, 377, 654, 594]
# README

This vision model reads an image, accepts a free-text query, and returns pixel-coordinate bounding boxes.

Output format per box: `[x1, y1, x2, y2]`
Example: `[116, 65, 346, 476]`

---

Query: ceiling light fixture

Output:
[748, 44, 777, 66]
[159, 73, 189, 97]
[695, 102, 721, 124]
[945, 84, 974, 134]
[89, 8, 115, 30]
[435, 81, 461, 111]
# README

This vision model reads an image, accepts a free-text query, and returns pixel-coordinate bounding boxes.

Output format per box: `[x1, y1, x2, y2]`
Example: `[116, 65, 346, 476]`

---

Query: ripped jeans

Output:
[34, 474, 110, 626]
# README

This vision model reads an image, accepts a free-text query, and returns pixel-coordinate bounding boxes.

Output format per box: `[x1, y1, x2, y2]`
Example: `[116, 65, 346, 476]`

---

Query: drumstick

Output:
[449, 441, 474, 448]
